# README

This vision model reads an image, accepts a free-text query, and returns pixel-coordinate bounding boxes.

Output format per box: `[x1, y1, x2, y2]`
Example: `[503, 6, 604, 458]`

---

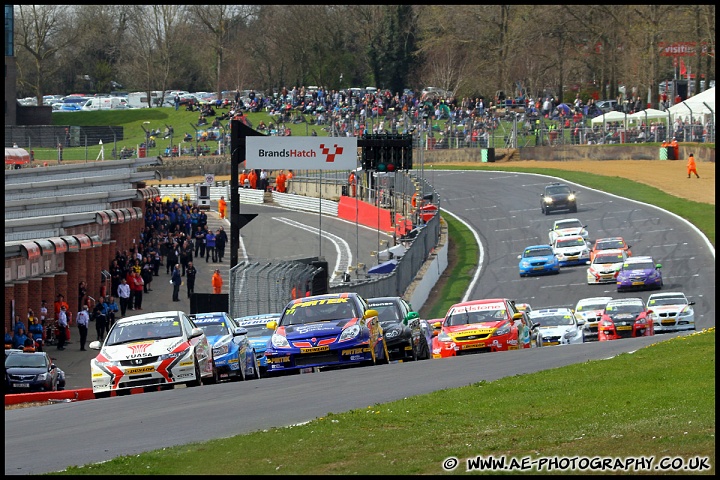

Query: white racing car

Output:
[548, 218, 589, 244]
[552, 234, 590, 267]
[528, 307, 584, 346]
[646, 292, 696, 333]
[574, 296, 613, 342]
[89, 311, 215, 398]
[586, 248, 628, 284]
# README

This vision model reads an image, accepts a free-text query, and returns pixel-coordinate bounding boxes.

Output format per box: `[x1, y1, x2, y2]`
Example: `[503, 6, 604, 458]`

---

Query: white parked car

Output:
[548, 218, 588, 244]
[586, 248, 628, 284]
[529, 307, 584, 346]
[574, 296, 614, 342]
[89, 311, 215, 398]
[646, 292, 696, 333]
[552, 234, 590, 267]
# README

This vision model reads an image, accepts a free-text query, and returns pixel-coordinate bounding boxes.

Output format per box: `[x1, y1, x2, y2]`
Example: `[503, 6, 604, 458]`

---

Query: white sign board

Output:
[246, 137, 358, 170]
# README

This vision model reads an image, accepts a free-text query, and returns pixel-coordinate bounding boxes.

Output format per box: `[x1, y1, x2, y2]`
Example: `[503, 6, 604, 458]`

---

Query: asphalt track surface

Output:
[5, 171, 715, 475]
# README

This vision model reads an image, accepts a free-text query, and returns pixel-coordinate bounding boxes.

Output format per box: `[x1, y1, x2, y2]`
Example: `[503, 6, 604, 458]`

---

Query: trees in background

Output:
[12, 5, 716, 105]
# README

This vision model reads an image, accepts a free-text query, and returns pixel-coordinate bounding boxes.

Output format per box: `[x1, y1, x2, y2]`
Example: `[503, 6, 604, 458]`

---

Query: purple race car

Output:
[616, 256, 663, 292]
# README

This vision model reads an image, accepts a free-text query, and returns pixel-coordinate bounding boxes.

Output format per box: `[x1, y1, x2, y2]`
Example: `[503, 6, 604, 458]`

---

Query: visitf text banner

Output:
[246, 137, 358, 170]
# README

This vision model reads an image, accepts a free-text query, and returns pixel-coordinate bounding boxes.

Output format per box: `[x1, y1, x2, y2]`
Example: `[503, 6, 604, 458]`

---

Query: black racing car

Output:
[367, 296, 431, 362]
[541, 182, 578, 214]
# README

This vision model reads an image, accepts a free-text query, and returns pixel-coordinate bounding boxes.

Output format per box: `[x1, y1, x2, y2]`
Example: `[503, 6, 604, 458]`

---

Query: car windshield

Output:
[239, 323, 271, 338]
[596, 239, 625, 250]
[622, 261, 654, 271]
[525, 247, 554, 257]
[605, 303, 643, 315]
[105, 318, 183, 346]
[446, 308, 505, 326]
[533, 313, 574, 326]
[5, 354, 47, 368]
[281, 298, 358, 326]
[576, 301, 610, 312]
[648, 296, 687, 306]
[196, 323, 228, 337]
[368, 304, 401, 322]
[556, 220, 582, 229]
[556, 237, 586, 248]
[546, 186, 570, 195]
[594, 253, 624, 264]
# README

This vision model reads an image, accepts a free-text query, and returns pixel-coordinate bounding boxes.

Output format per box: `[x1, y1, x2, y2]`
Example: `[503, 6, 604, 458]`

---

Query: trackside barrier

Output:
[4, 386, 164, 405]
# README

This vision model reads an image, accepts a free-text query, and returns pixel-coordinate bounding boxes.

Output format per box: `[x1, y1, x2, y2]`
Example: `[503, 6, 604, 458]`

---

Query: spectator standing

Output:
[212, 269, 223, 294]
[56, 306, 69, 350]
[687, 153, 700, 178]
[39, 300, 48, 328]
[105, 296, 119, 329]
[54, 294, 71, 342]
[141, 259, 154, 293]
[117, 278, 131, 317]
[260, 169, 268, 190]
[130, 271, 144, 310]
[13, 314, 26, 336]
[174, 94, 180, 111]
[215, 228, 227, 263]
[275, 170, 287, 193]
[171, 264, 182, 302]
[76, 305, 90, 351]
[167, 241, 180, 274]
[186, 261, 198, 298]
[348, 171, 357, 197]
[240, 170, 250, 188]
[93, 297, 108, 342]
[249, 169, 258, 189]
[205, 230, 217, 263]
[194, 226, 206, 259]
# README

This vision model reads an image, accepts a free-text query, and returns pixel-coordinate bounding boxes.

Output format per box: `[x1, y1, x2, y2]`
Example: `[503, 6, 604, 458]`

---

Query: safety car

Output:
[548, 218, 588, 244]
[616, 256, 663, 292]
[598, 298, 654, 341]
[646, 292, 696, 333]
[590, 236, 632, 262]
[368, 296, 432, 361]
[529, 307, 584, 346]
[431, 298, 528, 358]
[540, 182, 578, 215]
[234, 313, 282, 374]
[586, 248, 628, 284]
[5, 351, 63, 393]
[263, 293, 389, 374]
[574, 296, 613, 342]
[89, 311, 214, 397]
[518, 244, 560, 276]
[191, 312, 260, 382]
[552, 234, 590, 267]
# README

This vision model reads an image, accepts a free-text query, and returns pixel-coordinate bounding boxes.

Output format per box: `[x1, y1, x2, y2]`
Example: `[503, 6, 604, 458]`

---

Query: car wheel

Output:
[379, 338, 390, 364]
[419, 338, 431, 360]
[94, 391, 110, 399]
[237, 358, 247, 381]
[409, 340, 419, 362]
[188, 359, 202, 387]
[205, 359, 219, 385]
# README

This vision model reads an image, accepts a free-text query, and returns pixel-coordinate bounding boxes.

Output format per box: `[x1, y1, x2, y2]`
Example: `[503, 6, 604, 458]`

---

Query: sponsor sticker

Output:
[300, 346, 330, 353]
[341, 347, 369, 355]
[126, 365, 155, 375]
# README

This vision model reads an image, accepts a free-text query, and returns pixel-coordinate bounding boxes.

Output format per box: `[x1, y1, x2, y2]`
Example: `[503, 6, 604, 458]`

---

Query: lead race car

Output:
[263, 292, 390, 374]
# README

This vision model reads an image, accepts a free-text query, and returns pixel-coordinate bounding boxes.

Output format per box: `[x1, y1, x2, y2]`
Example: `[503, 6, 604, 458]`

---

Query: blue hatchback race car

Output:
[518, 244, 560, 277]
[234, 313, 281, 374]
[264, 293, 390, 375]
[190, 312, 260, 382]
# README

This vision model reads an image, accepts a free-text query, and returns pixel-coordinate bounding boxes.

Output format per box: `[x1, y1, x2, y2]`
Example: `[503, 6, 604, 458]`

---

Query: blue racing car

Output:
[190, 312, 260, 382]
[518, 244, 560, 277]
[234, 313, 281, 375]
[263, 292, 390, 375]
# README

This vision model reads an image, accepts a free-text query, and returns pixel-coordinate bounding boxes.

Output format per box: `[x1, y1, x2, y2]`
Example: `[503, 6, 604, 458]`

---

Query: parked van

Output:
[82, 97, 128, 111]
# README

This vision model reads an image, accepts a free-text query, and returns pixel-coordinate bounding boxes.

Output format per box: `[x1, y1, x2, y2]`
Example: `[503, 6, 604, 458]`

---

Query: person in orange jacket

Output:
[211, 269, 223, 294]
[347, 171, 357, 197]
[239, 170, 249, 188]
[275, 170, 287, 193]
[669, 137, 679, 161]
[218, 195, 227, 219]
[249, 169, 258, 189]
[687, 153, 700, 178]
[286, 169, 294, 180]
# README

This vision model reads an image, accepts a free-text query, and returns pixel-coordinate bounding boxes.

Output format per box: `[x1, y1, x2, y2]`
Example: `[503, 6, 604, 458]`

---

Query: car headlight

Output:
[678, 307, 693, 318]
[493, 323, 511, 337]
[94, 359, 122, 368]
[543, 196, 553, 204]
[213, 343, 229, 356]
[159, 348, 188, 361]
[600, 321, 614, 327]
[563, 330, 578, 340]
[635, 318, 647, 325]
[339, 324, 361, 341]
[271, 333, 289, 348]
[438, 331, 452, 342]
[568, 194, 576, 201]
[520, 261, 531, 268]
[37, 373, 48, 381]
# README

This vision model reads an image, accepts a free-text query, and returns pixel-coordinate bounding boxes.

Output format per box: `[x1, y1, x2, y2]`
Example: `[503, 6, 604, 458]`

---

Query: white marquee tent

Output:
[590, 110, 628, 125]
[667, 87, 715, 122]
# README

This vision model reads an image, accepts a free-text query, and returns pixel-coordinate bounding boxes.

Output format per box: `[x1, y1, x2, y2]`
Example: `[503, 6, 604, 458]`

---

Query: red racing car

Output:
[431, 298, 527, 358]
[598, 297, 654, 341]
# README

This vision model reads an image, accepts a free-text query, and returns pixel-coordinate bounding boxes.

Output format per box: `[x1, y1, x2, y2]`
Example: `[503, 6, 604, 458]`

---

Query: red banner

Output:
[658, 41, 714, 57]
